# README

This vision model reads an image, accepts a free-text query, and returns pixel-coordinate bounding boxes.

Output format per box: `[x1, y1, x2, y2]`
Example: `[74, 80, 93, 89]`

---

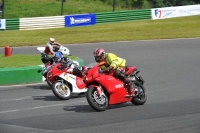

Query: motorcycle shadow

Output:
[63, 105, 96, 113]
[32, 95, 61, 101]
[25, 84, 51, 90]
[63, 103, 134, 113]
[32, 94, 86, 101]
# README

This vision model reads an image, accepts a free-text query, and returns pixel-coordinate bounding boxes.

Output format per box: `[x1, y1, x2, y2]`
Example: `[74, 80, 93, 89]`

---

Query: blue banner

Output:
[65, 14, 96, 27]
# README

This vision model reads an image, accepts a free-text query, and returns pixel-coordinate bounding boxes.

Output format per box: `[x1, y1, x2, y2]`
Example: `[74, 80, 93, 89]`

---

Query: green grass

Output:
[0, 55, 78, 68]
[1, 15, 200, 68]
[1, 15, 200, 47]
[5, 0, 121, 18]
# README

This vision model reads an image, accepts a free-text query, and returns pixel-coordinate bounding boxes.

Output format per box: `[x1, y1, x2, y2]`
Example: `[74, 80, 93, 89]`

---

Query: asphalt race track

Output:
[0, 38, 200, 133]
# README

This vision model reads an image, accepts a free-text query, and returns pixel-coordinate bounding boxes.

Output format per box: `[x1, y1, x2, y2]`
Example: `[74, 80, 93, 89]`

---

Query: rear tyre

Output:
[86, 87, 108, 112]
[131, 84, 147, 105]
[52, 81, 71, 100]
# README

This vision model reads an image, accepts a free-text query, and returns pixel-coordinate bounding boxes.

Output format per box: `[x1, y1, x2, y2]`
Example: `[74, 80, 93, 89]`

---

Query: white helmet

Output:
[49, 38, 55, 45]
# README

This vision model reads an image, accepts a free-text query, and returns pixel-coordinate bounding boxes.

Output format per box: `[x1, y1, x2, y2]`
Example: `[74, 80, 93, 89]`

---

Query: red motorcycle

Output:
[83, 62, 147, 111]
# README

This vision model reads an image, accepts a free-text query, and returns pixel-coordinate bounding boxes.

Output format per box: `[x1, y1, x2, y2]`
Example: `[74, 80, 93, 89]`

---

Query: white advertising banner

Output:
[151, 5, 200, 20]
[0, 19, 6, 29]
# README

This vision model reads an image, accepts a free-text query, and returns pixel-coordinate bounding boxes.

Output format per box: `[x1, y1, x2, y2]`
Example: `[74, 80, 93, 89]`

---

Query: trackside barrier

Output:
[0, 66, 42, 85]
[6, 18, 19, 30]
[151, 4, 200, 20]
[20, 16, 65, 30]
[2, 5, 200, 30]
[2, 9, 151, 31]
[65, 14, 96, 27]
[0, 19, 6, 30]
[0, 57, 84, 86]
[96, 9, 151, 23]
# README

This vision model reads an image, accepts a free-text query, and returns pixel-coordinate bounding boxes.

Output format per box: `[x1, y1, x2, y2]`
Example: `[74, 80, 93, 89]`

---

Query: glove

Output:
[103, 66, 113, 73]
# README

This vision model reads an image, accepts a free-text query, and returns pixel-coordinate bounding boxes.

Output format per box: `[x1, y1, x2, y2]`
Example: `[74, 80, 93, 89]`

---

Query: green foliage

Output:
[148, 0, 198, 8]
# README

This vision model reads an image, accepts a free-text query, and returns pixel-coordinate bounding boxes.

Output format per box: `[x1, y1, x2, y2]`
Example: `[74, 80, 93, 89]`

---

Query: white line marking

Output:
[0, 100, 86, 114]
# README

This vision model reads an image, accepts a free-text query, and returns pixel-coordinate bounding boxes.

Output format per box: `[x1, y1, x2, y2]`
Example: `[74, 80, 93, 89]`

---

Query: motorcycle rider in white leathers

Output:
[45, 38, 62, 55]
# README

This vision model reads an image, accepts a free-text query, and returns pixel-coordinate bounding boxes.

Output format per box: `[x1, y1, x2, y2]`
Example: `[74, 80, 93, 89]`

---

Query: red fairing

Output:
[47, 63, 63, 83]
[76, 77, 86, 89]
[125, 66, 136, 75]
[95, 75, 124, 94]
[109, 88, 133, 104]
[85, 65, 100, 83]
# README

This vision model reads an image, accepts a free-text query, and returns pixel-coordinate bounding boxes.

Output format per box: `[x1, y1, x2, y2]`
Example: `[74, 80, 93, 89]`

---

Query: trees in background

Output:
[148, 0, 198, 8]
[99, 0, 200, 9]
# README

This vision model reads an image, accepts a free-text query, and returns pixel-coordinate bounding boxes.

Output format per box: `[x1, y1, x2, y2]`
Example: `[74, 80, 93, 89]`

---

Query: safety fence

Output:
[96, 9, 151, 23]
[6, 18, 19, 30]
[1, 5, 200, 31]
[20, 16, 65, 30]
[1, 8, 151, 30]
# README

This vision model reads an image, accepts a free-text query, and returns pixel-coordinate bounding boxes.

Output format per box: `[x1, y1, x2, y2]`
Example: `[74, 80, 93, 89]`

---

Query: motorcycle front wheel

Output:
[86, 87, 108, 112]
[52, 81, 71, 100]
[131, 84, 147, 105]
[47, 80, 52, 87]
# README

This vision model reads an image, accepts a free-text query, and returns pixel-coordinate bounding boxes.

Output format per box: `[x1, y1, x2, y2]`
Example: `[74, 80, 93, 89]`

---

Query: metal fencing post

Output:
[113, 0, 116, 12]
[0, 0, 4, 19]
[61, 0, 66, 15]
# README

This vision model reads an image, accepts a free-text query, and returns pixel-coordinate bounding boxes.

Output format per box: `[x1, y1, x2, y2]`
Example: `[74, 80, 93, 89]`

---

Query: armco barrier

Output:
[96, 9, 151, 24]
[0, 57, 84, 86]
[6, 18, 20, 30]
[20, 16, 65, 30]
[2, 9, 151, 31]
[0, 66, 42, 85]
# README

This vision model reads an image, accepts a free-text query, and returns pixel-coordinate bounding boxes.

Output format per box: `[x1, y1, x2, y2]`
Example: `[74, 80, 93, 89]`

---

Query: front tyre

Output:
[86, 87, 108, 112]
[47, 80, 52, 87]
[52, 81, 71, 100]
[131, 84, 147, 105]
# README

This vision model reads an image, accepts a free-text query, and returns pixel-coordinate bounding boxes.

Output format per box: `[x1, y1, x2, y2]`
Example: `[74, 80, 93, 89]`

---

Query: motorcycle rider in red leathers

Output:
[93, 48, 135, 97]
[44, 38, 62, 55]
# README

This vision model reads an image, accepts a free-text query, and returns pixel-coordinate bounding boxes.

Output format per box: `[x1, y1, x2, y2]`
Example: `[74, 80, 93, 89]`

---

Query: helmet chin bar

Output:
[94, 53, 105, 62]
[95, 56, 100, 62]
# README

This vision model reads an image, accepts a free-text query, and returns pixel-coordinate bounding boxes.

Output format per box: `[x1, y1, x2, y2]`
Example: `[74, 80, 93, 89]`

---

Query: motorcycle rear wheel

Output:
[86, 87, 108, 112]
[131, 84, 147, 105]
[52, 81, 71, 100]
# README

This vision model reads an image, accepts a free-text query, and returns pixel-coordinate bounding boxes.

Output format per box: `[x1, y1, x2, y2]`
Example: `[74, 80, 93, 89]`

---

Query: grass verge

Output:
[0, 15, 200, 68]
[0, 55, 77, 68]
[1, 15, 200, 47]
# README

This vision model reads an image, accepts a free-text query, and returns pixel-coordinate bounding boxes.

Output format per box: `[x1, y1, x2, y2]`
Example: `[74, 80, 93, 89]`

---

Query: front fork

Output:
[89, 85, 104, 97]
